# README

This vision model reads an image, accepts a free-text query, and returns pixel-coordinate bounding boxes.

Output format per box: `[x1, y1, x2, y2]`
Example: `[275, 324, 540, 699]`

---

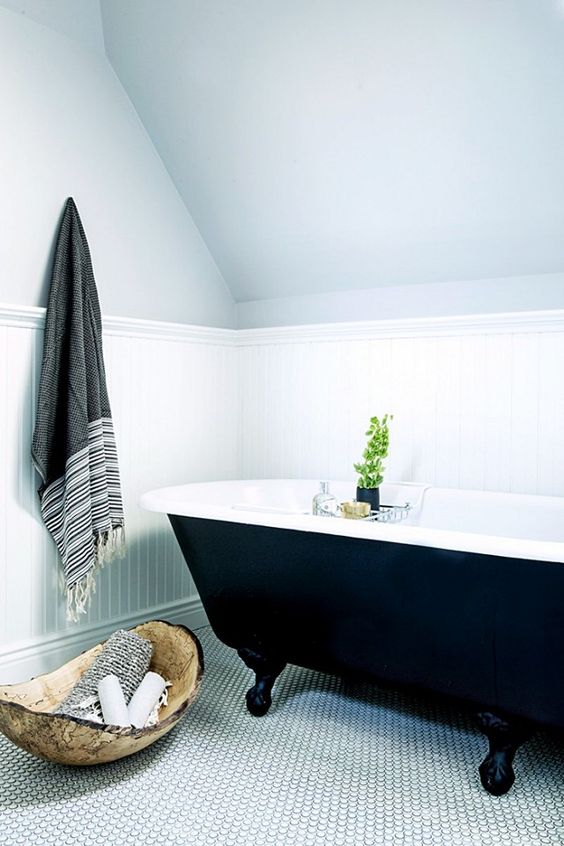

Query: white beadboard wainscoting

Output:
[1, 306, 564, 682]
[237, 311, 564, 498]
[0, 305, 237, 682]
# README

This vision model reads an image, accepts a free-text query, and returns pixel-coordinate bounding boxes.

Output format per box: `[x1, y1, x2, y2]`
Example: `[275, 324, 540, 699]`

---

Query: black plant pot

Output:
[356, 487, 380, 512]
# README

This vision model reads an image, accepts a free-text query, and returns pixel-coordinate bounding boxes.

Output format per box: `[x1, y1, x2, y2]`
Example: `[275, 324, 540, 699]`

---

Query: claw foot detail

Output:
[237, 647, 286, 717]
[476, 711, 531, 796]
[479, 751, 516, 796]
[245, 682, 273, 717]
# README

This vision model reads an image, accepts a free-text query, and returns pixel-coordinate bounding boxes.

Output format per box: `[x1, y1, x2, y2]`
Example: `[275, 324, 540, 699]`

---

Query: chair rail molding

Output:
[235, 309, 564, 346]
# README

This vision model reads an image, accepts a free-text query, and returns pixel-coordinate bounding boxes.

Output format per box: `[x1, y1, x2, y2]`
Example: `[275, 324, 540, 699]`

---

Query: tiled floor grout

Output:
[0, 626, 562, 846]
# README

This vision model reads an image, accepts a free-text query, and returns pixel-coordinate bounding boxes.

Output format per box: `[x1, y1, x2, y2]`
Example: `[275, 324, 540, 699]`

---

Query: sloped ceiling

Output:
[0, 0, 104, 53]
[102, 1, 564, 303]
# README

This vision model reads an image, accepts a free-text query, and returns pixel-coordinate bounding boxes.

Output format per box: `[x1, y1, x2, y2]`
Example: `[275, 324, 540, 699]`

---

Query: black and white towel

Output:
[32, 198, 125, 620]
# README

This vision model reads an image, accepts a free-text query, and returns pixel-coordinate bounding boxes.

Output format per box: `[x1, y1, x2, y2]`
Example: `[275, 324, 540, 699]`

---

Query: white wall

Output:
[102, 0, 564, 309]
[0, 306, 238, 683]
[237, 273, 564, 328]
[0, 5, 239, 685]
[238, 312, 564, 498]
[2, 306, 563, 683]
[0, 7, 235, 327]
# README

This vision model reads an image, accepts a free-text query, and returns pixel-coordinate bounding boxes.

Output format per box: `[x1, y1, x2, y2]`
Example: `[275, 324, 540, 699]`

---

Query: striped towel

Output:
[32, 198, 125, 621]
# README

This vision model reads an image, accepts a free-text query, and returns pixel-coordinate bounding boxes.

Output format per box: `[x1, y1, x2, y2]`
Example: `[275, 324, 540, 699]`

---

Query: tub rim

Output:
[140, 479, 564, 565]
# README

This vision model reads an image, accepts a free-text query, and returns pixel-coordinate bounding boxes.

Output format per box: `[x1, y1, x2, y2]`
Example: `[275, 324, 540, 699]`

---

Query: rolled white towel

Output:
[97, 674, 131, 728]
[128, 672, 167, 729]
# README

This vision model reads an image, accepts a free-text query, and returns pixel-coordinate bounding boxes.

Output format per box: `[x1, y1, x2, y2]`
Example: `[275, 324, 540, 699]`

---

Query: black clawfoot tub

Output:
[141, 480, 564, 796]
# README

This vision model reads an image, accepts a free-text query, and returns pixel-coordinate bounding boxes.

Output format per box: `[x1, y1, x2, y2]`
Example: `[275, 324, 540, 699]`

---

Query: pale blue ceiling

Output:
[99, 1, 564, 304]
[0, 0, 104, 53]
[7, 0, 564, 305]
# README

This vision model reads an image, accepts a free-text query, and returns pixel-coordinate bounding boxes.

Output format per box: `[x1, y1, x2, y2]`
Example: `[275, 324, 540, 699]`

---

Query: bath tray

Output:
[0, 620, 203, 765]
[364, 503, 412, 523]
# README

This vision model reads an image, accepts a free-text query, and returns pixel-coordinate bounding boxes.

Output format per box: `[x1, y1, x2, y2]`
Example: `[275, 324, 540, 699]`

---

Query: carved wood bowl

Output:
[0, 620, 203, 765]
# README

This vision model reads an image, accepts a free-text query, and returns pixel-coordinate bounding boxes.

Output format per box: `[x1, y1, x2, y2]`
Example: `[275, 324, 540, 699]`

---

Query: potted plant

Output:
[353, 413, 393, 512]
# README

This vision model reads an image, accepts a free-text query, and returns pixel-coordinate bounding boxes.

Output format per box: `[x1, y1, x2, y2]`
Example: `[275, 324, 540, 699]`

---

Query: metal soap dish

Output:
[364, 503, 412, 523]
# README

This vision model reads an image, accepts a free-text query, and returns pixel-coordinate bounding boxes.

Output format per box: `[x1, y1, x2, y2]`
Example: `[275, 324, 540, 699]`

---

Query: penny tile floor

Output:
[0, 627, 562, 845]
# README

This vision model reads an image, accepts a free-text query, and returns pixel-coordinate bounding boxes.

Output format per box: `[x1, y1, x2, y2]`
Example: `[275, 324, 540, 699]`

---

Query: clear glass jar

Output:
[312, 481, 338, 517]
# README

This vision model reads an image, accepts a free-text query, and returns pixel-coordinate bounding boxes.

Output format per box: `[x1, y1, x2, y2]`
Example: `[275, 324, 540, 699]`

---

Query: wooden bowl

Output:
[0, 620, 203, 765]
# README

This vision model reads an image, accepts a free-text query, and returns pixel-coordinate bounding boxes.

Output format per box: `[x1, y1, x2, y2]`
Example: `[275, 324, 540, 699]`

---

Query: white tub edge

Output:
[140, 481, 564, 565]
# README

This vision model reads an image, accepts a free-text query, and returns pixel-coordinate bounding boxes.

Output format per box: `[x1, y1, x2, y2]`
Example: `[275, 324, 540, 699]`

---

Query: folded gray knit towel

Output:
[56, 629, 152, 722]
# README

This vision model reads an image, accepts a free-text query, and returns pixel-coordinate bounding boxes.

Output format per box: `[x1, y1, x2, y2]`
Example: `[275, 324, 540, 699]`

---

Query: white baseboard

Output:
[0, 598, 208, 685]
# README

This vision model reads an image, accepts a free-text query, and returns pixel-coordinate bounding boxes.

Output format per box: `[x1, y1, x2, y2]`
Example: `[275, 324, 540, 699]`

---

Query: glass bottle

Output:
[312, 481, 338, 517]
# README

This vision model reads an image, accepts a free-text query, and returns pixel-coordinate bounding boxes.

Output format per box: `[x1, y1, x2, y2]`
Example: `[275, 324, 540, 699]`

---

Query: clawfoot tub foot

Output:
[476, 711, 531, 796]
[237, 648, 287, 716]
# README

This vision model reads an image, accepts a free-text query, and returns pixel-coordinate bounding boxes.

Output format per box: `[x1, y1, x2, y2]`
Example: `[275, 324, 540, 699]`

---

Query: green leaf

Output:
[353, 412, 393, 488]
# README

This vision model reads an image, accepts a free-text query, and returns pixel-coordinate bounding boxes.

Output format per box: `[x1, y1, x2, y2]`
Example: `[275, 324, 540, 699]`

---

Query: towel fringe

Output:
[66, 526, 126, 622]
[95, 524, 126, 566]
